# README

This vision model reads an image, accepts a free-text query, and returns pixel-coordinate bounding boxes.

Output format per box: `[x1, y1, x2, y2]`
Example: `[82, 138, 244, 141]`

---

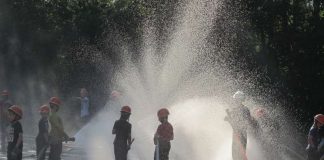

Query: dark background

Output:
[0, 0, 323, 134]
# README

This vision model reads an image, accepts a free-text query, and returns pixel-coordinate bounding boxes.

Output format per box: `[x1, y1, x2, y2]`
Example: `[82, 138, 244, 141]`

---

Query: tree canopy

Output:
[0, 0, 323, 132]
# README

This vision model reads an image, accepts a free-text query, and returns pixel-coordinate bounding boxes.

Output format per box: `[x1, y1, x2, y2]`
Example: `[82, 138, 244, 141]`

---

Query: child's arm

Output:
[308, 135, 316, 148]
[112, 122, 117, 134]
[43, 132, 49, 144]
[153, 132, 159, 145]
[224, 109, 235, 126]
[127, 125, 132, 144]
[73, 97, 82, 100]
[50, 117, 69, 141]
[52, 116, 69, 140]
[126, 124, 133, 150]
[15, 133, 23, 148]
[170, 125, 174, 140]
[127, 136, 131, 144]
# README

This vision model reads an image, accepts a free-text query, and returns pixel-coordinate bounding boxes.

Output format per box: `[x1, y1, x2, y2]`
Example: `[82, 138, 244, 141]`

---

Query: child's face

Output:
[40, 112, 49, 118]
[8, 111, 16, 122]
[50, 105, 59, 112]
[159, 117, 167, 123]
[80, 89, 87, 98]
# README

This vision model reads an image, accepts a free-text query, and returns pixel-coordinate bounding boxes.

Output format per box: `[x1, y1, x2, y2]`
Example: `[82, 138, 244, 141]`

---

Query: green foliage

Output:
[0, 0, 149, 101]
[238, 0, 323, 117]
[0, 0, 323, 120]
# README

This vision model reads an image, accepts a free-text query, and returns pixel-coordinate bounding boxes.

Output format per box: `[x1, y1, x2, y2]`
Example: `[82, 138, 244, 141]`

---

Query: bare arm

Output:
[112, 121, 117, 134]
[153, 132, 159, 145]
[15, 133, 23, 148]
[127, 134, 132, 145]
[171, 126, 174, 140]
[50, 116, 69, 139]
[74, 97, 82, 100]
[43, 132, 49, 143]
[308, 135, 315, 148]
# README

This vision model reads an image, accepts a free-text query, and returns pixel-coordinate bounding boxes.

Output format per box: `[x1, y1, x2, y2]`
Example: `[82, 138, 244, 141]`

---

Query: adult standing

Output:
[225, 91, 253, 160]
[106, 90, 122, 113]
[77, 88, 90, 124]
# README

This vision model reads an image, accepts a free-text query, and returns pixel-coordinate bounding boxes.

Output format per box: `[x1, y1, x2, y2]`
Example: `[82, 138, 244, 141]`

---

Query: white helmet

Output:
[233, 91, 246, 102]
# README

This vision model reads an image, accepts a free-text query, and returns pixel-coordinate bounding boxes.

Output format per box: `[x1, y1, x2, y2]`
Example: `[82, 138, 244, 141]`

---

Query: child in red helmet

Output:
[306, 114, 324, 160]
[48, 97, 70, 160]
[7, 105, 23, 160]
[154, 108, 174, 160]
[36, 105, 50, 160]
[112, 106, 132, 160]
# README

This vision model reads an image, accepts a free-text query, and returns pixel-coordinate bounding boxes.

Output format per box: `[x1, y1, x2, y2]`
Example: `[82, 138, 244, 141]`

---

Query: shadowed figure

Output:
[154, 108, 174, 160]
[225, 91, 253, 160]
[112, 106, 132, 160]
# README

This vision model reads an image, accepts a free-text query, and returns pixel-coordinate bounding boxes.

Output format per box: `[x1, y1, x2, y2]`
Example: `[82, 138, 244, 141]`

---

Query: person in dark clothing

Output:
[36, 105, 50, 160]
[7, 105, 23, 160]
[154, 108, 174, 160]
[225, 91, 253, 160]
[0, 90, 12, 152]
[317, 126, 324, 160]
[306, 114, 324, 160]
[112, 105, 132, 160]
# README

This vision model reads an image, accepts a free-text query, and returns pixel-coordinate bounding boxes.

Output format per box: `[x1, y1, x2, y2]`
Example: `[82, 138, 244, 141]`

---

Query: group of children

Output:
[226, 90, 324, 160]
[0, 88, 174, 160]
[4, 88, 323, 160]
[112, 106, 174, 160]
[0, 90, 72, 160]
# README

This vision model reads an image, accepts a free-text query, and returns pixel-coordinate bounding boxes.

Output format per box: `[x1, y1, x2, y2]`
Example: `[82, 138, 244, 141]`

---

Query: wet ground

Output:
[0, 135, 86, 160]
[0, 109, 308, 160]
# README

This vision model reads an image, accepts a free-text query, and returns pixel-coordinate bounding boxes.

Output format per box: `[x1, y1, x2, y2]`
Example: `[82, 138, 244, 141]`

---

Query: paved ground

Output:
[0, 135, 86, 160]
